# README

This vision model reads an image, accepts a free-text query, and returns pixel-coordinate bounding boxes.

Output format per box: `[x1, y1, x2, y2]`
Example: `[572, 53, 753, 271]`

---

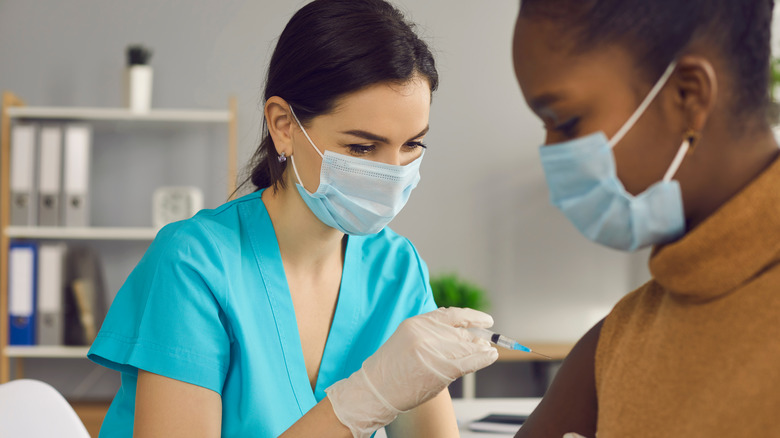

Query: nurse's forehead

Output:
[313, 80, 431, 137]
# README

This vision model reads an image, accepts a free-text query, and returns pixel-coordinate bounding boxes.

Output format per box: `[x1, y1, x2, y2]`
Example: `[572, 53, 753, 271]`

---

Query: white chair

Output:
[0, 379, 91, 438]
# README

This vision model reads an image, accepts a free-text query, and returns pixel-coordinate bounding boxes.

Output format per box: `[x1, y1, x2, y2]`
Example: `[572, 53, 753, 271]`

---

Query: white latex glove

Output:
[325, 307, 499, 438]
[563, 433, 590, 438]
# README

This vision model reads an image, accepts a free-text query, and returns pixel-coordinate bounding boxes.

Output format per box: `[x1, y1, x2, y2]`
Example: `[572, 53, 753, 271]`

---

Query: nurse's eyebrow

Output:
[409, 125, 430, 141]
[341, 125, 430, 144]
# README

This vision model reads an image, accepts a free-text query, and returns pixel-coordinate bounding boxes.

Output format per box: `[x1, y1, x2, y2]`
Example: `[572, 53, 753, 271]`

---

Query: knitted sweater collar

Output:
[649, 156, 780, 299]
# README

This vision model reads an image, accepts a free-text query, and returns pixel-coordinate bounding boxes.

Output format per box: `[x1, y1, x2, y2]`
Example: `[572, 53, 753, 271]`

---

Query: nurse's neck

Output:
[262, 184, 347, 270]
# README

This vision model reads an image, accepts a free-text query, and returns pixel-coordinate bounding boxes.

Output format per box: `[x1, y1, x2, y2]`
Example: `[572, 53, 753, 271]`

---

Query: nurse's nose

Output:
[377, 147, 404, 166]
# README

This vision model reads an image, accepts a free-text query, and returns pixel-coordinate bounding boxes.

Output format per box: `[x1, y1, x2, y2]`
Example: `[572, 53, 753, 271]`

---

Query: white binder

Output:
[38, 125, 63, 227]
[63, 124, 92, 227]
[37, 243, 67, 345]
[10, 124, 38, 226]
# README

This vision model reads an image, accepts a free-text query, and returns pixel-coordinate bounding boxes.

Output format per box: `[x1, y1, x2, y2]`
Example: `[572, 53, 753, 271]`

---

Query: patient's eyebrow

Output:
[529, 92, 562, 113]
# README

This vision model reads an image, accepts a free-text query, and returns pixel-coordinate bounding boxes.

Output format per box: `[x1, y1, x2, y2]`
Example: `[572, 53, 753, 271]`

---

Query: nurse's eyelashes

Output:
[343, 141, 427, 156]
[346, 144, 376, 155]
[405, 141, 427, 151]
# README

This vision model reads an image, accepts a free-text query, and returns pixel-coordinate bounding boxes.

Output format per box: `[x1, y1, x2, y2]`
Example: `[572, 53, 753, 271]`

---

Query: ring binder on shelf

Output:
[63, 124, 92, 227]
[9, 242, 38, 346]
[10, 124, 38, 226]
[38, 125, 63, 227]
[37, 243, 67, 345]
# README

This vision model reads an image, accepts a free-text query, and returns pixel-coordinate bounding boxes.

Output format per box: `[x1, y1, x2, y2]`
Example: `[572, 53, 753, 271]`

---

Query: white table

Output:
[454, 398, 540, 437]
[375, 397, 541, 438]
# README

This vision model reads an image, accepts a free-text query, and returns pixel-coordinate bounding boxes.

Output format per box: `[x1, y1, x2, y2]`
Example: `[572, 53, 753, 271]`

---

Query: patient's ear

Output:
[670, 55, 718, 133]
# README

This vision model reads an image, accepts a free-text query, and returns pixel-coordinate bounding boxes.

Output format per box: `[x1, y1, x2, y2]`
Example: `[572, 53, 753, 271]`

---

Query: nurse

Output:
[512, 0, 780, 436]
[88, 0, 498, 437]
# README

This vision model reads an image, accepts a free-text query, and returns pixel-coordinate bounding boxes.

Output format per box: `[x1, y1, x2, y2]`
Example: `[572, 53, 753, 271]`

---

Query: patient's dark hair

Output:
[520, 0, 774, 120]
[238, 0, 438, 194]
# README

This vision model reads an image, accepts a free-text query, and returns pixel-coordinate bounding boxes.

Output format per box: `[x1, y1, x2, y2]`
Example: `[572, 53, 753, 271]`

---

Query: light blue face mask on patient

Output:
[539, 61, 690, 251]
[288, 107, 423, 236]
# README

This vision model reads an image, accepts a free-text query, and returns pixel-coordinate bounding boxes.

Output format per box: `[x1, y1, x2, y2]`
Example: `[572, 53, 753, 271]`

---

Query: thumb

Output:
[427, 307, 494, 329]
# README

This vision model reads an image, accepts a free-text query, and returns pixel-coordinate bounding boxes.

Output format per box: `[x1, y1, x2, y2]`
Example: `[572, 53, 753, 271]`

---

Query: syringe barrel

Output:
[467, 327, 511, 347]
[493, 335, 515, 350]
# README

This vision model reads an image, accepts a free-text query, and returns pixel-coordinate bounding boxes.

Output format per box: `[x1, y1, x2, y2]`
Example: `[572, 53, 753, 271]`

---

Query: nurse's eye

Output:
[346, 144, 375, 155]
[552, 117, 580, 138]
[403, 141, 427, 152]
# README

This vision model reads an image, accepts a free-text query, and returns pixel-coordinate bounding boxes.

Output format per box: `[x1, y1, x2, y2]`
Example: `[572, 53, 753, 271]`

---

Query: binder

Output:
[63, 124, 92, 227]
[36, 243, 67, 345]
[38, 125, 63, 227]
[10, 124, 38, 226]
[63, 246, 107, 345]
[8, 242, 38, 345]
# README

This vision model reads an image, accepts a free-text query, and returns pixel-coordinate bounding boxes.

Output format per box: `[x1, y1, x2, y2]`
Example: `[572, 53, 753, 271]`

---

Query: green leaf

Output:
[429, 273, 489, 311]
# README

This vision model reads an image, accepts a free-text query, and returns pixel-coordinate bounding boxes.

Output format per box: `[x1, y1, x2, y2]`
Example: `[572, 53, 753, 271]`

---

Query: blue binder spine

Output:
[8, 241, 38, 345]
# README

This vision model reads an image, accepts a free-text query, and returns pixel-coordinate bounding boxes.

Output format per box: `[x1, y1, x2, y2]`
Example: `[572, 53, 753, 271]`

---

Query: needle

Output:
[467, 327, 552, 360]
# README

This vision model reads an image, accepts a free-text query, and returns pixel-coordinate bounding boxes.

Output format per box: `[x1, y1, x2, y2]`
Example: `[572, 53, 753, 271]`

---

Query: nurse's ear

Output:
[670, 55, 718, 134]
[265, 96, 295, 157]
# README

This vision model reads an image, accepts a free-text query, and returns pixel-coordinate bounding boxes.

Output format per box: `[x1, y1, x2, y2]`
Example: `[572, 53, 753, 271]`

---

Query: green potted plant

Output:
[429, 273, 490, 311]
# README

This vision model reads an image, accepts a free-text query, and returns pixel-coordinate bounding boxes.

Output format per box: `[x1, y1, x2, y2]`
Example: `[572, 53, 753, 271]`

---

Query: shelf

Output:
[7, 106, 231, 123]
[5, 346, 90, 359]
[496, 342, 573, 362]
[5, 226, 158, 240]
[1, 92, 239, 384]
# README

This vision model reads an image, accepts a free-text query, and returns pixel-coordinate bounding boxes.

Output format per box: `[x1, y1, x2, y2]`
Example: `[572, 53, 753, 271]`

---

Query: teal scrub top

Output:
[88, 189, 437, 437]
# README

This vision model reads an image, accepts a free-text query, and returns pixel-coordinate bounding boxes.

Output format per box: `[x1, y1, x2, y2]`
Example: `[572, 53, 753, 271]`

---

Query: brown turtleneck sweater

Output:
[594, 156, 780, 436]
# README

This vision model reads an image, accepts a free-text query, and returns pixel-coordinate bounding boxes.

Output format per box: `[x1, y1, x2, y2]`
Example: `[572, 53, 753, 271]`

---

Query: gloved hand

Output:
[325, 307, 499, 438]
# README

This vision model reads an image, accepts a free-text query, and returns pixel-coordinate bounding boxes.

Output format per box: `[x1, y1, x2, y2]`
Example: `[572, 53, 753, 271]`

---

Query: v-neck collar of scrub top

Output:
[243, 189, 363, 414]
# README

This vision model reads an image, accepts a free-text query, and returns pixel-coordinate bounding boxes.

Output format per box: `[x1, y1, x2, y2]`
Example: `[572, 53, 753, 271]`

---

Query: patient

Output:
[511, 0, 780, 436]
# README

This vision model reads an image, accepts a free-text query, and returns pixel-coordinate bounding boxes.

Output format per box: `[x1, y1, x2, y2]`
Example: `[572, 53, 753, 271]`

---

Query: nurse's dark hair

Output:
[236, 0, 438, 195]
[520, 0, 774, 120]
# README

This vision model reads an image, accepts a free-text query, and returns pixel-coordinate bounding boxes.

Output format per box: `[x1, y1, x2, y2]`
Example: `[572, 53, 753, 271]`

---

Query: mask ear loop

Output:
[662, 129, 700, 182]
[288, 105, 324, 191]
[608, 61, 679, 149]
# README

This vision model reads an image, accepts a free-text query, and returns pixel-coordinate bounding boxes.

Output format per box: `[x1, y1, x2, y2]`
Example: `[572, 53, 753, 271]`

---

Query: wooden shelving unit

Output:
[6, 226, 158, 241]
[5, 345, 90, 359]
[0, 91, 238, 382]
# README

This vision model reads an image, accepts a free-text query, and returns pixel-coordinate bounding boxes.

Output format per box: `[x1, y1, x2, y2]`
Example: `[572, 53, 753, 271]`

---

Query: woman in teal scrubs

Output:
[88, 1, 498, 437]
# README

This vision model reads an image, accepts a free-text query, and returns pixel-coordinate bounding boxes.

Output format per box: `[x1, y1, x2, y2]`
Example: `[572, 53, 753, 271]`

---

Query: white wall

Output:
[386, 1, 649, 341]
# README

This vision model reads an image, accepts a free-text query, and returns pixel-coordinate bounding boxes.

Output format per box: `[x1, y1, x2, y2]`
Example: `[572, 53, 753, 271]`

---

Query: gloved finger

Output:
[447, 345, 499, 375]
[427, 307, 494, 329]
[425, 328, 493, 361]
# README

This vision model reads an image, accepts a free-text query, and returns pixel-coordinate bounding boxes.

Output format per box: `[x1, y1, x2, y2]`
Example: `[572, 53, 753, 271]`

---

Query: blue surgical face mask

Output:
[288, 107, 424, 236]
[539, 61, 690, 251]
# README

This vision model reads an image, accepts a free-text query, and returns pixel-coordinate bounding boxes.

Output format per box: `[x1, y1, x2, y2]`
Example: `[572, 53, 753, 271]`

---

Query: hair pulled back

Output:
[242, 0, 438, 193]
[520, 0, 774, 120]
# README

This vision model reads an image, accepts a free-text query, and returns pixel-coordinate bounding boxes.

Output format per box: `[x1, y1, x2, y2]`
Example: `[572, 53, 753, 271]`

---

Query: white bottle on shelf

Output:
[124, 45, 153, 113]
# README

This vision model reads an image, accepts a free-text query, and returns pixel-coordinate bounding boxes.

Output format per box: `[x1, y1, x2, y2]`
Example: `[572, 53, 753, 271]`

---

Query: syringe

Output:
[467, 327, 552, 360]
